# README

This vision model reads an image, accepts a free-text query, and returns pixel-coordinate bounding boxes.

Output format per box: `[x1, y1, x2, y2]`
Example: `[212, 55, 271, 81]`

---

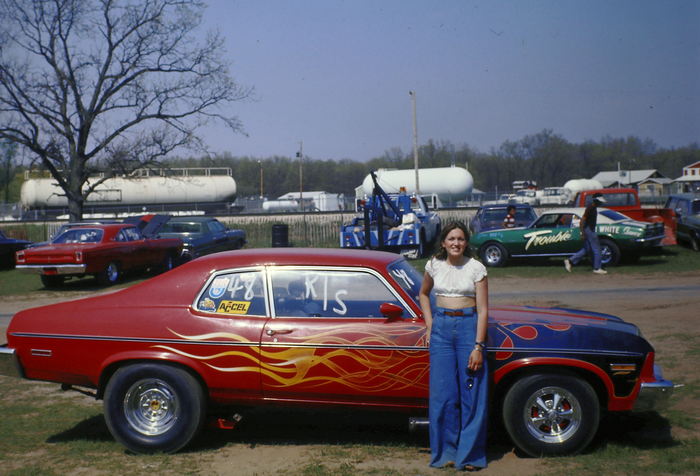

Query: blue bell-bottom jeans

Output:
[570, 227, 602, 269]
[429, 307, 488, 470]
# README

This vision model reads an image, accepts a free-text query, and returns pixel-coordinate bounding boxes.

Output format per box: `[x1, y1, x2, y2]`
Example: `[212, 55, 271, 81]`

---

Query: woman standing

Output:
[419, 222, 489, 471]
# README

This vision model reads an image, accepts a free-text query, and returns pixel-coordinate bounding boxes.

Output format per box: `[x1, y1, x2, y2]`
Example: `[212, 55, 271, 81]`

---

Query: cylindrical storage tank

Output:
[262, 200, 299, 212]
[21, 175, 237, 208]
[271, 224, 289, 247]
[563, 179, 603, 196]
[361, 167, 473, 202]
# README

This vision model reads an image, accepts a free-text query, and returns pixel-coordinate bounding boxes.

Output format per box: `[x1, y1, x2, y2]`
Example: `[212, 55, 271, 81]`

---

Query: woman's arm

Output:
[418, 271, 434, 347]
[468, 276, 489, 370]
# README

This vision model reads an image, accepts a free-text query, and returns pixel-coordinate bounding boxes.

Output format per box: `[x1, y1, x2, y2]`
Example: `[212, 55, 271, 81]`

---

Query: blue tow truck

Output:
[339, 171, 441, 258]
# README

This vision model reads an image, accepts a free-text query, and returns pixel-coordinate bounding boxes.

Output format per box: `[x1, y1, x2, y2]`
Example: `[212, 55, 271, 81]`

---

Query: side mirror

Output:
[379, 302, 404, 320]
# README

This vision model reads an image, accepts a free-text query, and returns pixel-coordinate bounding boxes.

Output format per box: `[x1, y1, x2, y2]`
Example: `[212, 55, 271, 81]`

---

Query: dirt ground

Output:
[1, 270, 699, 475]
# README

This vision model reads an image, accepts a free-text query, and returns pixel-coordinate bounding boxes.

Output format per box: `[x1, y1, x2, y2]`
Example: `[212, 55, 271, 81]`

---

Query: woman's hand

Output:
[468, 348, 483, 371]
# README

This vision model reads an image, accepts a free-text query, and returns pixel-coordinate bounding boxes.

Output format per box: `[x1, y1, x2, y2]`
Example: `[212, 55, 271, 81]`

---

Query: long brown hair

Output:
[433, 221, 472, 260]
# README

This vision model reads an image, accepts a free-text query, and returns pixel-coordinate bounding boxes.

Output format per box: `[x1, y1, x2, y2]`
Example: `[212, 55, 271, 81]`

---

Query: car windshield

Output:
[387, 258, 422, 305]
[600, 209, 630, 221]
[53, 228, 103, 243]
[160, 222, 204, 234]
[481, 208, 535, 223]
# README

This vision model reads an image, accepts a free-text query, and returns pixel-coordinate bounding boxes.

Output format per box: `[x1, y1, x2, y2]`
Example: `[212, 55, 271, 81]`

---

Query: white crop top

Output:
[425, 257, 487, 298]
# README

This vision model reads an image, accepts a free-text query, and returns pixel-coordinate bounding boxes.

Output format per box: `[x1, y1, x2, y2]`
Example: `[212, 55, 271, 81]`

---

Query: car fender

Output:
[97, 349, 212, 397]
[493, 356, 640, 411]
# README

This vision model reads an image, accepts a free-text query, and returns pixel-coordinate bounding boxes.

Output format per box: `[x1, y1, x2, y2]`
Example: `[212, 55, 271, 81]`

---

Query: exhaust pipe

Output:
[408, 416, 429, 432]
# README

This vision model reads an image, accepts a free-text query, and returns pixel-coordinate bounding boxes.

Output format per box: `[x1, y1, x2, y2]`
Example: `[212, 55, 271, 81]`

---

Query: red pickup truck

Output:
[573, 188, 677, 245]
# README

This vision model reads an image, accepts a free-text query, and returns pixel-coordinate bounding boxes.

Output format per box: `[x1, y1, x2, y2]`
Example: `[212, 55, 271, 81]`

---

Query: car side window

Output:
[196, 270, 266, 316]
[533, 214, 559, 228]
[270, 268, 408, 318]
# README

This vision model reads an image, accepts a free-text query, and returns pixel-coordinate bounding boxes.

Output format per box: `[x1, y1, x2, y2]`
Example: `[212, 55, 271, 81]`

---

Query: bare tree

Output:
[0, 0, 251, 220]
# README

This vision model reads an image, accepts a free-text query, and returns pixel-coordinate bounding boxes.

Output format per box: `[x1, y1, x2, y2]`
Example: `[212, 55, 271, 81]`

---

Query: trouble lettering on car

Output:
[523, 230, 573, 250]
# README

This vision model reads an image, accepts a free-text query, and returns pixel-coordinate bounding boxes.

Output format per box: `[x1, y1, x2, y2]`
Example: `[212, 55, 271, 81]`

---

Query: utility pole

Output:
[297, 142, 303, 212]
[258, 160, 264, 199]
[409, 91, 420, 194]
[297, 141, 307, 245]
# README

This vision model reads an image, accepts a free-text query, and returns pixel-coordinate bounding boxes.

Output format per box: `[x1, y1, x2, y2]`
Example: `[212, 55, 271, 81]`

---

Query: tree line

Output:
[164, 130, 700, 200]
[3, 129, 698, 204]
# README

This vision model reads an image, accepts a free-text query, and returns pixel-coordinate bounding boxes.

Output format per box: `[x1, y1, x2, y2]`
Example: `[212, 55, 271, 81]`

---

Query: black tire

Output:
[96, 261, 120, 285]
[40, 275, 64, 288]
[691, 233, 700, 252]
[103, 363, 206, 454]
[502, 373, 600, 457]
[480, 242, 508, 267]
[599, 238, 620, 267]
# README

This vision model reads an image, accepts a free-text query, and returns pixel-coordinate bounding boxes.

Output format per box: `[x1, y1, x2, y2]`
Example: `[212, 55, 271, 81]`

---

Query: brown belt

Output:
[444, 310, 468, 316]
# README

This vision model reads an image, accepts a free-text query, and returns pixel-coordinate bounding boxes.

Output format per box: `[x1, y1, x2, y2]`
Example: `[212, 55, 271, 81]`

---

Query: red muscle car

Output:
[15, 223, 182, 287]
[0, 248, 674, 455]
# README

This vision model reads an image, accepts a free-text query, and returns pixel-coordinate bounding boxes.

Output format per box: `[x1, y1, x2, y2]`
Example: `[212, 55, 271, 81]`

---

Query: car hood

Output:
[489, 305, 649, 355]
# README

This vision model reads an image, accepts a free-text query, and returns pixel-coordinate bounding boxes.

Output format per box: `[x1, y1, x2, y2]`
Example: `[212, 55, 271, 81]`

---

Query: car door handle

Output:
[266, 328, 294, 336]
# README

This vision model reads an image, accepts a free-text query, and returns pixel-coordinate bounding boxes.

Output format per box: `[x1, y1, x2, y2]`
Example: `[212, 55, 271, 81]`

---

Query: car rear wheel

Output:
[40, 275, 64, 288]
[480, 242, 508, 267]
[599, 238, 620, 266]
[96, 261, 120, 285]
[503, 373, 599, 457]
[104, 363, 206, 454]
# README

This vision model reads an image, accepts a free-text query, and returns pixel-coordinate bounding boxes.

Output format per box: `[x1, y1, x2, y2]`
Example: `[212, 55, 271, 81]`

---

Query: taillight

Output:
[75, 251, 83, 263]
[15, 250, 25, 263]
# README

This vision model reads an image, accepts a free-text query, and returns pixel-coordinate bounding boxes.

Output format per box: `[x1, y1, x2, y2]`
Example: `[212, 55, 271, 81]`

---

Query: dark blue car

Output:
[0, 229, 31, 268]
[664, 193, 700, 251]
[469, 203, 537, 234]
[158, 216, 246, 261]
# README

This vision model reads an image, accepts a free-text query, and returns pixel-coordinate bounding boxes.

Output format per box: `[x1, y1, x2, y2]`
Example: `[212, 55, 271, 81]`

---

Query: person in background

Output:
[419, 222, 489, 471]
[564, 193, 608, 275]
[502, 205, 516, 228]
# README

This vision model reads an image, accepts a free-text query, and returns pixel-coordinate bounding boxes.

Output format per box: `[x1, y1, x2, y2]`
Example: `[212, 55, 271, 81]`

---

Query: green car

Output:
[470, 208, 665, 267]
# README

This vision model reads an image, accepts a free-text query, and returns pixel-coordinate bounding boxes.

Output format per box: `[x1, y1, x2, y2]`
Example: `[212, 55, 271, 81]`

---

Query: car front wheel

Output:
[502, 373, 600, 457]
[104, 363, 206, 454]
[480, 242, 508, 267]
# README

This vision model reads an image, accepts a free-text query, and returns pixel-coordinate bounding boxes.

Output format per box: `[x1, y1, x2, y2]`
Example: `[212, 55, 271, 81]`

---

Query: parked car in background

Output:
[469, 203, 538, 234]
[664, 193, 700, 251]
[1, 248, 674, 456]
[471, 208, 665, 267]
[0, 230, 31, 268]
[158, 216, 246, 261]
[15, 223, 182, 287]
[572, 188, 677, 245]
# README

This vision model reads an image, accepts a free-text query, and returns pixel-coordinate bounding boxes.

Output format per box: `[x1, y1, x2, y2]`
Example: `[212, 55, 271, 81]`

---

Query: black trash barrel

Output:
[271, 224, 289, 247]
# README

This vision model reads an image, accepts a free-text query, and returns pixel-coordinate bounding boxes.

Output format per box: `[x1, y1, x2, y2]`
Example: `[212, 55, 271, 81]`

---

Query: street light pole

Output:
[258, 160, 264, 199]
[409, 90, 420, 195]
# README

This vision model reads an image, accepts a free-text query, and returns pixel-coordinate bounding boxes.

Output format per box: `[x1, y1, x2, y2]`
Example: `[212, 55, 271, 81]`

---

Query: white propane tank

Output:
[262, 200, 299, 212]
[562, 179, 603, 197]
[20, 175, 237, 208]
[361, 167, 473, 203]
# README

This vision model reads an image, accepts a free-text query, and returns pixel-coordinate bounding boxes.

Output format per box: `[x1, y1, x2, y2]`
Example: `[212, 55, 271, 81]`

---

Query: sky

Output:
[200, 0, 700, 161]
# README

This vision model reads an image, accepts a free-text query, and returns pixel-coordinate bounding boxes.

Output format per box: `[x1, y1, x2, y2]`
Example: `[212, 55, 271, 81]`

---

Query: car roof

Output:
[185, 248, 404, 271]
[166, 216, 214, 223]
[479, 203, 533, 210]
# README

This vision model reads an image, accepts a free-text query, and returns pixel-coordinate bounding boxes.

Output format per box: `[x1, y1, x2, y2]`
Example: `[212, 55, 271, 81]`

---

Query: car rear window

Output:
[53, 228, 103, 243]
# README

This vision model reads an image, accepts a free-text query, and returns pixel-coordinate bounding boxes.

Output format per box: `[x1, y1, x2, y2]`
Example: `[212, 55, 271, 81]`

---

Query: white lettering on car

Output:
[333, 289, 348, 315]
[523, 230, 573, 250]
[305, 274, 319, 299]
[391, 268, 414, 288]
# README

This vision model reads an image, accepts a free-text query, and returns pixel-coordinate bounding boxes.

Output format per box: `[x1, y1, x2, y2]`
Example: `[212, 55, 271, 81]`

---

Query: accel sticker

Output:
[216, 300, 251, 314]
